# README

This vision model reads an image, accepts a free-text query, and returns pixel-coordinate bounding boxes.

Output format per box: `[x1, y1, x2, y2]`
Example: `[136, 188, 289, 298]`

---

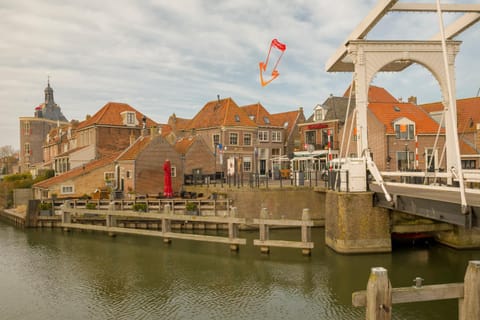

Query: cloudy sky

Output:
[1, 0, 479, 149]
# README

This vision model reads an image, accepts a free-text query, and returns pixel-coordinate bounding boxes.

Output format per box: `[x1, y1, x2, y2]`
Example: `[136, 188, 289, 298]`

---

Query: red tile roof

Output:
[343, 85, 399, 103]
[421, 97, 480, 134]
[368, 102, 443, 134]
[187, 98, 257, 129]
[116, 136, 154, 161]
[174, 136, 195, 154]
[459, 138, 478, 155]
[33, 152, 120, 189]
[240, 103, 274, 126]
[77, 102, 157, 129]
[271, 110, 302, 137]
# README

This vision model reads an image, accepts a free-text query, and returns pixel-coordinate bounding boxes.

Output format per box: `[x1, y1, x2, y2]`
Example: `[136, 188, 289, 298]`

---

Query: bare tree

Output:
[0, 145, 15, 158]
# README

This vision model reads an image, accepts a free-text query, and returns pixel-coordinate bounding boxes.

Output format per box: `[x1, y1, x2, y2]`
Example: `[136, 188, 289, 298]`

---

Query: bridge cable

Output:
[436, 0, 468, 213]
[339, 73, 355, 159]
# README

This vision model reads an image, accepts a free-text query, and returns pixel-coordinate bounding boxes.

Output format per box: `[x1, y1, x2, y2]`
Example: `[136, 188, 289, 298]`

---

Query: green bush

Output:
[133, 203, 147, 212]
[86, 202, 97, 210]
[39, 202, 52, 210]
[185, 202, 198, 212]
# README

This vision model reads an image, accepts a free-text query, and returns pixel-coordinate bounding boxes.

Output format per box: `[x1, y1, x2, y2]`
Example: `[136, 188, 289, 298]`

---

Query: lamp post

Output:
[214, 143, 218, 187]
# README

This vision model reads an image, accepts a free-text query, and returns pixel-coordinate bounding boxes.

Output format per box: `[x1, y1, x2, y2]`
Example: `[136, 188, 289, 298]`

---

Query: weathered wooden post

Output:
[229, 207, 239, 252]
[61, 205, 71, 232]
[106, 201, 117, 237]
[366, 267, 392, 320]
[162, 204, 172, 244]
[259, 208, 270, 254]
[301, 208, 312, 256]
[461, 260, 480, 320]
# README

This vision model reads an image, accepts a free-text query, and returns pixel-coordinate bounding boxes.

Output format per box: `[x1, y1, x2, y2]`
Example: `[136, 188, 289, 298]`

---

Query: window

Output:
[213, 134, 220, 148]
[126, 112, 136, 125]
[24, 121, 31, 136]
[24, 143, 31, 156]
[243, 157, 252, 172]
[243, 133, 252, 146]
[397, 151, 414, 171]
[314, 108, 324, 121]
[305, 131, 316, 145]
[395, 124, 415, 140]
[126, 170, 131, 179]
[271, 148, 281, 157]
[171, 166, 177, 177]
[462, 160, 476, 169]
[425, 148, 437, 172]
[249, 115, 255, 121]
[258, 148, 268, 159]
[322, 129, 334, 149]
[61, 185, 74, 194]
[263, 116, 270, 124]
[104, 172, 115, 181]
[271, 131, 282, 142]
[234, 114, 240, 122]
[259, 131, 269, 142]
[229, 133, 238, 145]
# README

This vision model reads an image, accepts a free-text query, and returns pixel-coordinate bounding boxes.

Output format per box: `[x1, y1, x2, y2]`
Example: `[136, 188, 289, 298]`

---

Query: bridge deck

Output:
[370, 182, 480, 229]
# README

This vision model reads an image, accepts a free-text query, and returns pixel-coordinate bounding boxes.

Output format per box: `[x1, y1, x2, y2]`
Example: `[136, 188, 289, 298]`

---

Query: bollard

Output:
[366, 267, 392, 320]
[229, 207, 239, 252]
[301, 208, 312, 256]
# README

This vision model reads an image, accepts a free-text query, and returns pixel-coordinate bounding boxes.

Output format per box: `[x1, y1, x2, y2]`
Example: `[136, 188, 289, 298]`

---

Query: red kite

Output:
[259, 38, 286, 87]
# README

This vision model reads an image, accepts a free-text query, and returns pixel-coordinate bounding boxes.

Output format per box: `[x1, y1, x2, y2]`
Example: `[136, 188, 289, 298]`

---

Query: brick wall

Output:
[134, 136, 182, 195]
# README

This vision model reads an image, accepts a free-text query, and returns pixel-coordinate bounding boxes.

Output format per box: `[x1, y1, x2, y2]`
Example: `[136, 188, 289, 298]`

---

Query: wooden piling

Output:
[259, 208, 270, 254]
[366, 267, 392, 320]
[229, 207, 239, 251]
[462, 260, 480, 320]
[301, 208, 312, 256]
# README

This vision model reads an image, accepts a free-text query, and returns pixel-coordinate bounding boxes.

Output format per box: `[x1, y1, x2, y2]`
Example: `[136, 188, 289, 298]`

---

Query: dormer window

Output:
[249, 115, 255, 121]
[264, 116, 270, 124]
[234, 114, 240, 122]
[394, 118, 415, 140]
[314, 105, 325, 121]
[121, 111, 138, 127]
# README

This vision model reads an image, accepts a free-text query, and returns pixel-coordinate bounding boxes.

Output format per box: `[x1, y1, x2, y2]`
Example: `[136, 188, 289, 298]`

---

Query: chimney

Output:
[408, 96, 417, 105]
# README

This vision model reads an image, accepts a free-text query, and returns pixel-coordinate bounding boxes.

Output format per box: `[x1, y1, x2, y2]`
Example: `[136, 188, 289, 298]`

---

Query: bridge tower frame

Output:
[326, 0, 480, 193]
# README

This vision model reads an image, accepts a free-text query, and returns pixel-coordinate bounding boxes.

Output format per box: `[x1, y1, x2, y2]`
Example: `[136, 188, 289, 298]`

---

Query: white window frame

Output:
[271, 131, 282, 142]
[61, 185, 74, 194]
[229, 132, 238, 145]
[259, 131, 269, 142]
[104, 172, 115, 181]
[243, 133, 252, 146]
[213, 134, 220, 148]
[243, 156, 252, 172]
[171, 166, 177, 177]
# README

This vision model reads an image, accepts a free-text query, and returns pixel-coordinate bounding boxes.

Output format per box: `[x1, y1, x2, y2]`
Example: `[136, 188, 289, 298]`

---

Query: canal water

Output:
[0, 220, 478, 320]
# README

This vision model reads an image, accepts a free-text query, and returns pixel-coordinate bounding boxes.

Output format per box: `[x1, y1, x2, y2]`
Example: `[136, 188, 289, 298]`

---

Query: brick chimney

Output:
[408, 96, 417, 105]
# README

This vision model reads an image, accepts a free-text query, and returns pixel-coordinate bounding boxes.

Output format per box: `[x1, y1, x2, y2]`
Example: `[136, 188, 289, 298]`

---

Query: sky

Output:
[1, 0, 479, 150]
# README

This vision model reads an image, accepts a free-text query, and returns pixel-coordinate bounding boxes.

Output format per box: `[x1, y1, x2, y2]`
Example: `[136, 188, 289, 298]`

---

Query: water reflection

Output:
[0, 222, 477, 319]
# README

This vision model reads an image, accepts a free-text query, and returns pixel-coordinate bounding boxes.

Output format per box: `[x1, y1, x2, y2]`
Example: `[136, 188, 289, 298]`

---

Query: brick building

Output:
[420, 97, 480, 169]
[19, 81, 69, 172]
